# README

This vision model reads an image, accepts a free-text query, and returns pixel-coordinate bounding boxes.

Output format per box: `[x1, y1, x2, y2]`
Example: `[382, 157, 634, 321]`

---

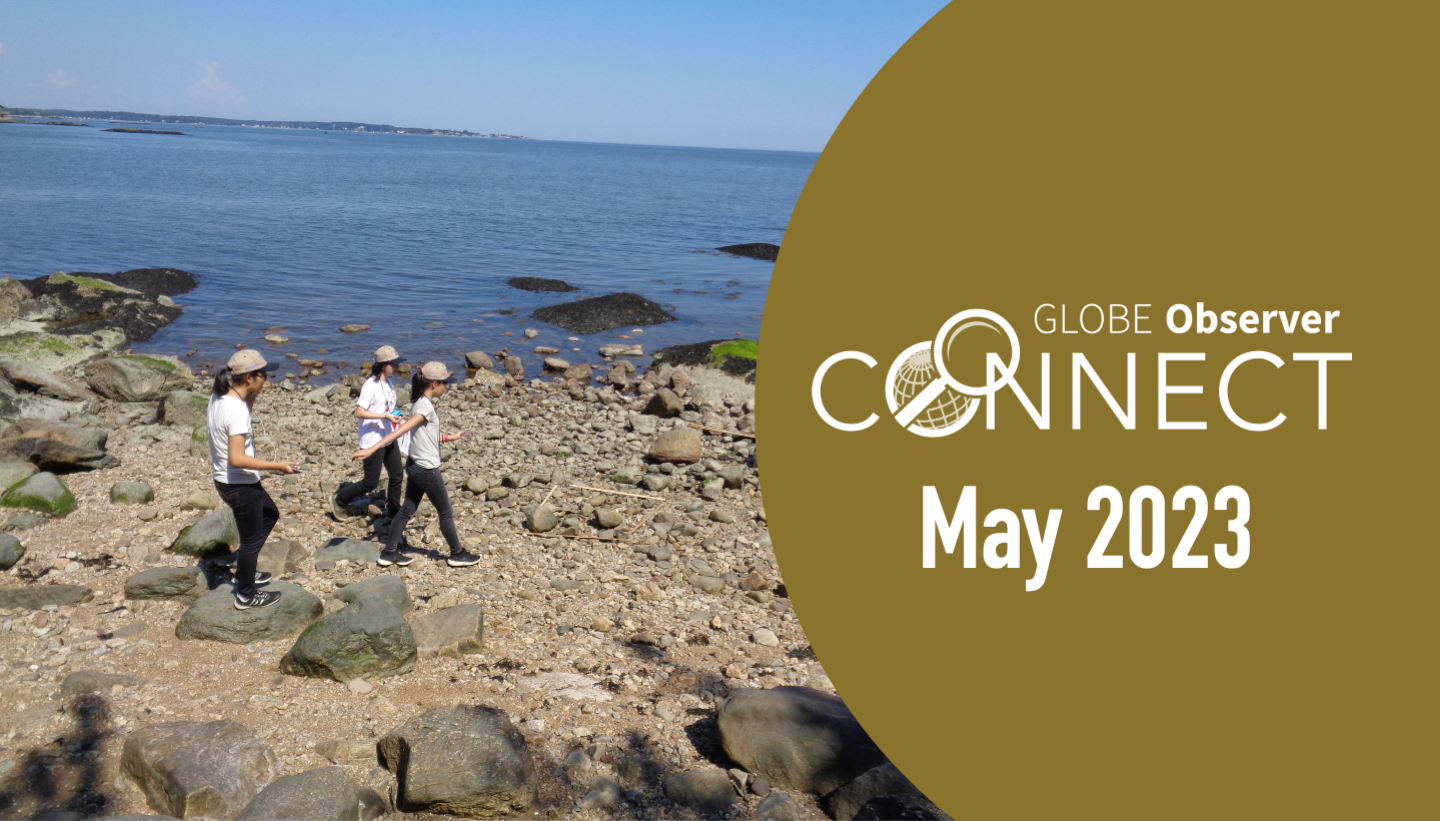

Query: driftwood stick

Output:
[537, 485, 558, 507]
[690, 424, 756, 439]
[521, 531, 624, 542]
[567, 484, 668, 502]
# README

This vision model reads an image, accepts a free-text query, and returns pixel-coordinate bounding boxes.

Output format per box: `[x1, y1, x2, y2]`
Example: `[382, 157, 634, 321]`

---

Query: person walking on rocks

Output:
[351, 361, 478, 568]
[331, 345, 409, 522]
[209, 349, 299, 609]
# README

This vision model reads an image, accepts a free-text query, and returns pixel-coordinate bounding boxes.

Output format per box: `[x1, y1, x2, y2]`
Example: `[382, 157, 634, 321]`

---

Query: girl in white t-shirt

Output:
[331, 345, 409, 522]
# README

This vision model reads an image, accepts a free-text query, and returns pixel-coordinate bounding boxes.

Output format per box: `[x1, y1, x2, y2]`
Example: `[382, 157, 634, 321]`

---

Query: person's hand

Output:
[452, 430, 471, 442]
[351, 448, 375, 461]
[274, 461, 301, 475]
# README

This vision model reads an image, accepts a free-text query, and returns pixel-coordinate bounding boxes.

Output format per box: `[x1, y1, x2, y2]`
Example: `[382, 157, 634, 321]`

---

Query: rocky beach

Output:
[0, 271, 941, 820]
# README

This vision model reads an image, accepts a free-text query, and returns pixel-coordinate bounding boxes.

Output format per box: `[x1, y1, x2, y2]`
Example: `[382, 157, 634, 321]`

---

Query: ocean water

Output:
[0, 121, 814, 374]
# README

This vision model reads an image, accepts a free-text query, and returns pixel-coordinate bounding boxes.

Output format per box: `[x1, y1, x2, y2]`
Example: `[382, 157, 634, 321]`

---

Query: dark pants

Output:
[337, 440, 403, 517]
[385, 461, 462, 554]
[214, 480, 279, 599]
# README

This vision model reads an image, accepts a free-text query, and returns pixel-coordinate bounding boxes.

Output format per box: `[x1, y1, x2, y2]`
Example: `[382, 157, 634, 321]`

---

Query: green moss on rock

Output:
[0, 472, 77, 517]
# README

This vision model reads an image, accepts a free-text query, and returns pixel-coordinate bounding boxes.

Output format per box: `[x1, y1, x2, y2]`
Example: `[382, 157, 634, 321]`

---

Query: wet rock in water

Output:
[339, 324, 371, 334]
[239, 766, 360, 821]
[175, 581, 322, 643]
[563, 363, 592, 382]
[159, 390, 209, 428]
[644, 388, 684, 418]
[0, 583, 92, 609]
[465, 350, 495, 370]
[120, 719, 279, 820]
[716, 242, 780, 261]
[853, 795, 951, 820]
[532, 292, 676, 335]
[757, 792, 799, 821]
[543, 357, 570, 372]
[0, 460, 38, 491]
[647, 427, 702, 464]
[663, 769, 738, 815]
[718, 686, 887, 795]
[507, 276, 577, 292]
[125, 567, 206, 602]
[315, 537, 380, 564]
[826, 761, 935, 821]
[410, 604, 485, 658]
[84, 355, 193, 401]
[110, 481, 155, 504]
[62, 669, 144, 697]
[599, 343, 643, 358]
[503, 356, 524, 380]
[469, 368, 507, 389]
[281, 598, 416, 682]
[169, 508, 239, 556]
[0, 356, 95, 401]
[330, 574, 413, 613]
[1, 471, 77, 517]
[16, 268, 193, 343]
[0, 420, 118, 471]
[378, 705, 536, 816]
[256, 539, 308, 575]
[0, 533, 23, 569]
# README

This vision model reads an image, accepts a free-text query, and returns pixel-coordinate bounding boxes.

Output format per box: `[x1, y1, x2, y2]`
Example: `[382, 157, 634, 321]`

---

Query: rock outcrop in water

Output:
[507, 276, 577, 292]
[717, 242, 780, 261]
[532, 292, 676, 334]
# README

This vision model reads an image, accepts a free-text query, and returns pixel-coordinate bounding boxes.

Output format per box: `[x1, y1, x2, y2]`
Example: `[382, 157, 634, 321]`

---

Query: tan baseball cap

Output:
[373, 345, 404, 364]
[419, 361, 457, 383]
[227, 348, 278, 375]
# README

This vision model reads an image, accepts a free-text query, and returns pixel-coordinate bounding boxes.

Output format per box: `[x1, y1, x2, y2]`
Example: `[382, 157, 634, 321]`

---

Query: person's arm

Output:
[353, 383, 393, 420]
[441, 430, 471, 444]
[351, 410, 427, 460]
[227, 434, 299, 474]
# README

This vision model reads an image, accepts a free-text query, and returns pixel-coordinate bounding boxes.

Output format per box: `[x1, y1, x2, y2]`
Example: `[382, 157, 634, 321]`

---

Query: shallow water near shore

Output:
[0, 122, 813, 372]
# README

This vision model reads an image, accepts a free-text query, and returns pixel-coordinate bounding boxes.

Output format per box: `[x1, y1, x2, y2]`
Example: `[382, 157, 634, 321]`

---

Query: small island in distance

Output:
[1, 106, 531, 139]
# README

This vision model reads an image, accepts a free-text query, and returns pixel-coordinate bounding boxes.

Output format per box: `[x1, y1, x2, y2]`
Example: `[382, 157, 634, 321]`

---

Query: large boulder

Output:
[0, 533, 24, 570]
[0, 471, 77, 516]
[315, 537, 379, 564]
[160, 390, 210, 428]
[175, 581, 322, 643]
[532, 292, 676, 335]
[717, 686, 887, 796]
[238, 766, 359, 821]
[854, 795, 951, 820]
[826, 762, 934, 821]
[0, 419, 118, 471]
[169, 508, 239, 556]
[256, 539, 308, 575]
[125, 567, 207, 602]
[0, 356, 95, 401]
[0, 461, 37, 492]
[410, 604, 484, 658]
[0, 583, 93, 610]
[280, 598, 416, 682]
[507, 276, 576, 292]
[647, 427, 702, 464]
[378, 705, 536, 816]
[84, 355, 193, 402]
[330, 574, 412, 613]
[465, 351, 495, 370]
[120, 720, 279, 820]
[111, 481, 156, 504]
[716, 242, 780, 261]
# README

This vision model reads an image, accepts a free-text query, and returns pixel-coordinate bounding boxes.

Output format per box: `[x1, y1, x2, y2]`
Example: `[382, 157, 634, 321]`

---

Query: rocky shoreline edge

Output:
[0, 272, 940, 819]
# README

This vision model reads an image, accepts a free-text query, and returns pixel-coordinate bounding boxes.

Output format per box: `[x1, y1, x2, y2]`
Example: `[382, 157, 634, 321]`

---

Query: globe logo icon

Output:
[891, 347, 974, 433]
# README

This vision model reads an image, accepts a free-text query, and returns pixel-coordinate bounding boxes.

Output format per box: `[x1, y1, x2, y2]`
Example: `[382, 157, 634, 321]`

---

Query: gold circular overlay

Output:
[760, 3, 1435, 817]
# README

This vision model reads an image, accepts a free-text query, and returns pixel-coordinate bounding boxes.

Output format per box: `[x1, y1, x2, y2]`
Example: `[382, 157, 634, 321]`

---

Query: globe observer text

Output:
[1033, 303, 1342, 335]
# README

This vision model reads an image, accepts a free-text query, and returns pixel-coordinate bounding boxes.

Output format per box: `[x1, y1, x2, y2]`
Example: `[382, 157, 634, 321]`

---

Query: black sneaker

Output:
[220, 568, 272, 586]
[377, 548, 414, 567]
[447, 549, 481, 568]
[234, 590, 282, 610]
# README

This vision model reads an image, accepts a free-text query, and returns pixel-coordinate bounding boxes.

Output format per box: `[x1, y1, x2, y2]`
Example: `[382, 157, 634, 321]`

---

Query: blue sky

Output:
[0, 1, 948, 151]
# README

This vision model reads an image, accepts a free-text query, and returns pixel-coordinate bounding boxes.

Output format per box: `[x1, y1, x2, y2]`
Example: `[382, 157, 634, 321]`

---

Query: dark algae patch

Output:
[103, 127, 186, 135]
[507, 277, 577, 293]
[716, 243, 780, 261]
[532, 292, 676, 334]
[652, 338, 758, 380]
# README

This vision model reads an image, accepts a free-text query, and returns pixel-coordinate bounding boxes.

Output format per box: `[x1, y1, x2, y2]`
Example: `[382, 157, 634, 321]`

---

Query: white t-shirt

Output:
[408, 396, 442, 469]
[208, 394, 261, 484]
[357, 377, 399, 449]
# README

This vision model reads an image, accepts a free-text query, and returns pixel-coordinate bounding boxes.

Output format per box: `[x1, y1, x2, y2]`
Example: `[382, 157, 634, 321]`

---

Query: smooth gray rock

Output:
[256, 539, 308, 575]
[315, 537, 380, 564]
[1, 471, 77, 517]
[527, 504, 558, 533]
[121, 720, 278, 820]
[577, 777, 621, 810]
[175, 581, 322, 643]
[827, 762, 933, 821]
[644, 388, 684, 418]
[465, 351, 495, 370]
[757, 792, 799, 820]
[0, 419, 117, 471]
[378, 705, 536, 816]
[0, 461, 38, 492]
[718, 686, 887, 795]
[647, 427, 702, 464]
[0, 533, 23, 570]
[663, 769, 737, 814]
[238, 766, 359, 821]
[62, 669, 144, 697]
[410, 604, 484, 658]
[0, 511, 47, 532]
[125, 567, 206, 602]
[594, 506, 623, 529]
[168, 508, 239, 556]
[853, 795, 951, 820]
[280, 598, 416, 682]
[110, 481, 156, 504]
[84, 355, 193, 402]
[159, 390, 209, 428]
[0, 584, 93, 610]
[0, 356, 94, 401]
[330, 574, 412, 613]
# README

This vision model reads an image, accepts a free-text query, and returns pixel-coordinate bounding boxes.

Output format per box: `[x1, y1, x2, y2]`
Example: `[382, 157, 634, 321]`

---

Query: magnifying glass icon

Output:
[893, 309, 1021, 428]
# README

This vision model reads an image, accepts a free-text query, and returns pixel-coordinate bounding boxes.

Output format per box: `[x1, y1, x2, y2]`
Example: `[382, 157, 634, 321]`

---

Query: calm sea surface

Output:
[0, 121, 813, 374]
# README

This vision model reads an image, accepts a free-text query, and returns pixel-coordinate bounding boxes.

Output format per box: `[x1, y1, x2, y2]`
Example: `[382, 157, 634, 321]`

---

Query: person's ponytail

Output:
[411, 373, 433, 403]
[212, 367, 235, 397]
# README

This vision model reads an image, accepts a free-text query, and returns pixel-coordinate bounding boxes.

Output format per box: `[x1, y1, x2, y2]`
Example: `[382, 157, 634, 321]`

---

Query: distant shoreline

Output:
[1, 108, 531, 140]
